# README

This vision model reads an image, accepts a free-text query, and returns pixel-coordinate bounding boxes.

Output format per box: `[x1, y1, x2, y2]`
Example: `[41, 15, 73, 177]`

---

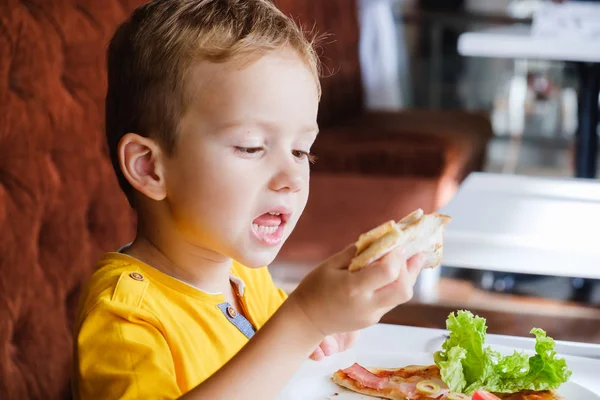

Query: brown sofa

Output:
[0, 0, 491, 399]
[0, 1, 138, 399]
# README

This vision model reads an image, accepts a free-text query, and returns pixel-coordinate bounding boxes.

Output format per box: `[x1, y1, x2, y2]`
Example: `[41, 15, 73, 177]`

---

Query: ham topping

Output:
[341, 364, 450, 399]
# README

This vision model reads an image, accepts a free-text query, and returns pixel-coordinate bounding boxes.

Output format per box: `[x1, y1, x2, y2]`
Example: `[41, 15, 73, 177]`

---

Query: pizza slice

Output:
[332, 363, 453, 400]
[348, 209, 451, 272]
[332, 363, 564, 400]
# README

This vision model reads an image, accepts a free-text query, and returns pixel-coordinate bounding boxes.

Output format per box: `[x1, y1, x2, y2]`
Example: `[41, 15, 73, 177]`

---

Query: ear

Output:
[118, 133, 167, 201]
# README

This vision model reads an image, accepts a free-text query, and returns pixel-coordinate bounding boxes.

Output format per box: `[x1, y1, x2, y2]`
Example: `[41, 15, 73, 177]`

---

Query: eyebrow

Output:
[218, 119, 319, 136]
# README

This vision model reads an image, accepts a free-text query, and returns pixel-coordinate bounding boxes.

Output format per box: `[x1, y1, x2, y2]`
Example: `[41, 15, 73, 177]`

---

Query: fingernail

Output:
[313, 348, 324, 360]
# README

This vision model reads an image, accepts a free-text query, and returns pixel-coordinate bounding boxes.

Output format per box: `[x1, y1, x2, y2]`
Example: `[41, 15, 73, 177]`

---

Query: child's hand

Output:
[309, 331, 360, 361]
[287, 244, 424, 339]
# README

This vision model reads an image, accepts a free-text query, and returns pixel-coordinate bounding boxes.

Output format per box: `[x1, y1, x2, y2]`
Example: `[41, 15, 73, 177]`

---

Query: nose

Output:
[268, 158, 304, 193]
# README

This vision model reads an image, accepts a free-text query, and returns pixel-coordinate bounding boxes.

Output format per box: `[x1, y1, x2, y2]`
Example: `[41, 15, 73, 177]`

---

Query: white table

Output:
[439, 172, 600, 280]
[360, 324, 600, 392]
[279, 324, 600, 398]
[458, 24, 600, 178]
[458, 25, 600, 63]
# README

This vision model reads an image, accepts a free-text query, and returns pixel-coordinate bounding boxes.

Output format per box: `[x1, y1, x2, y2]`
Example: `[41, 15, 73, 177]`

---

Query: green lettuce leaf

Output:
[484, 328, 573, 393]
[434, 311, 491, 393]
[434, 311, 572, 395]
[436, 346, 467, 392]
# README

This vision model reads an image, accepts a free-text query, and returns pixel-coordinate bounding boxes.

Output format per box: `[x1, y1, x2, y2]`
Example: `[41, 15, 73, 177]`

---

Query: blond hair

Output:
[105, 0, 321, 205]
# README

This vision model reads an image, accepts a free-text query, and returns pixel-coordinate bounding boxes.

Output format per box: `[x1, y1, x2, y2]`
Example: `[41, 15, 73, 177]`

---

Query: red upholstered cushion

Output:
[0, 1, 142, 398]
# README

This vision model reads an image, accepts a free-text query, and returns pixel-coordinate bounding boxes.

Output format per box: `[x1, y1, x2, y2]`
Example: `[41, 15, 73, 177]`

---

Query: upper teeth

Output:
[268, 212, 281, 216]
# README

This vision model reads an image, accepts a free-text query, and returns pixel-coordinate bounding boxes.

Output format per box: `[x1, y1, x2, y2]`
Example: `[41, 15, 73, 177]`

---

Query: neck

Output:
[124, 220, 233, 294]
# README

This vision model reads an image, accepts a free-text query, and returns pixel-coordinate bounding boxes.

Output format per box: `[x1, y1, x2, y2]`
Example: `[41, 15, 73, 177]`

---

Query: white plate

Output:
[277, 351, 599, 400]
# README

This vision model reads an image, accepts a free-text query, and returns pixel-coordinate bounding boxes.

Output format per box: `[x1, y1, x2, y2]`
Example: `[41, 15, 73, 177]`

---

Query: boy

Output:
[73, 0, 425, 399]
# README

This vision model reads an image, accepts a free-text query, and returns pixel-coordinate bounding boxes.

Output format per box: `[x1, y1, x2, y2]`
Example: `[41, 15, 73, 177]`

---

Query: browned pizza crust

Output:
[348, 209, 451, 272]
[355, 220, 398, 255]
[497, 390, 564, 400]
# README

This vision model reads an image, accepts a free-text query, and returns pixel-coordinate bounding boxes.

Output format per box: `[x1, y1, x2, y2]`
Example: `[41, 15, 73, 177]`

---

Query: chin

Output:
[234, 245, 282, 268]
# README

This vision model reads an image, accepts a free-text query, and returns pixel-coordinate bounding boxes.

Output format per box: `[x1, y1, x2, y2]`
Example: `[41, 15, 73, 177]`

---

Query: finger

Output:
[352, 247, 406, 292]
[326, 243, 358, 270]
[320, 335, 339, 356]
[406, 253, 425, 286]
[373, 270, 414, 309]
[310, 346, 325, 361]
[338, 331, 360, 352]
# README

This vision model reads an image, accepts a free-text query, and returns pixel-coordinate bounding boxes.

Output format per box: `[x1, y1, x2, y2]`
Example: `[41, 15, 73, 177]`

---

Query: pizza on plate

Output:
[332, 363, 451, 399]
[332, 363, 564, 400]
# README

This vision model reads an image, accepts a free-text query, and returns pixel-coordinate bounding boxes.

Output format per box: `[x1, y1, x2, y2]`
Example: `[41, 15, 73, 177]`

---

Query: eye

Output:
[235, 147, 264, 157]
[292, 150, 317, 164]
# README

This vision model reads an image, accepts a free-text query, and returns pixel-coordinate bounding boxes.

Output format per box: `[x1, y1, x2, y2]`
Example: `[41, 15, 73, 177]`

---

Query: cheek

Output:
[303, 166, 311, 195]
[292, 169, 310, 218]
[300, 174, 310, 204]
[170, 169, 249, 240]
[167, 153, 239, 216]
[190, 162, 263, 221]
[189, 170, 244, 214]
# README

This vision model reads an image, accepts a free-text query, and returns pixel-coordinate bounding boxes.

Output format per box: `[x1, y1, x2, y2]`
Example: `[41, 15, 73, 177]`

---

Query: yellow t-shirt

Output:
[73, 252, 287, 400]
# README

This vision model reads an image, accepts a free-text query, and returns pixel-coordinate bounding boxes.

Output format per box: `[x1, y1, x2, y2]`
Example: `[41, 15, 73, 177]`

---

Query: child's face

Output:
[163, 49, 319, 268]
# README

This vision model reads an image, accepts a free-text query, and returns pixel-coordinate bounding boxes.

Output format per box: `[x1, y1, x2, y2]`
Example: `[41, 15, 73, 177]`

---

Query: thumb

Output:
[324, 243, 357, 270]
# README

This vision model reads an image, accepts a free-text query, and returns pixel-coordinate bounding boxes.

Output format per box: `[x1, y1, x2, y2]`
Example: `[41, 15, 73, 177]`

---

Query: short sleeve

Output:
[74, 302, 181, 400]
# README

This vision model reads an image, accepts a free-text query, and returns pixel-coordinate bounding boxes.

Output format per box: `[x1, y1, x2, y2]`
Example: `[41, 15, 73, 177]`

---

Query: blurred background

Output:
[399, 0, 600, 301]
[397, 0, 581, 176]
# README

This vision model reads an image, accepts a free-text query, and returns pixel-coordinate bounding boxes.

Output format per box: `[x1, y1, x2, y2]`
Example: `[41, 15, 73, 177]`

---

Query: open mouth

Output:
[251, 210, 291, 246]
